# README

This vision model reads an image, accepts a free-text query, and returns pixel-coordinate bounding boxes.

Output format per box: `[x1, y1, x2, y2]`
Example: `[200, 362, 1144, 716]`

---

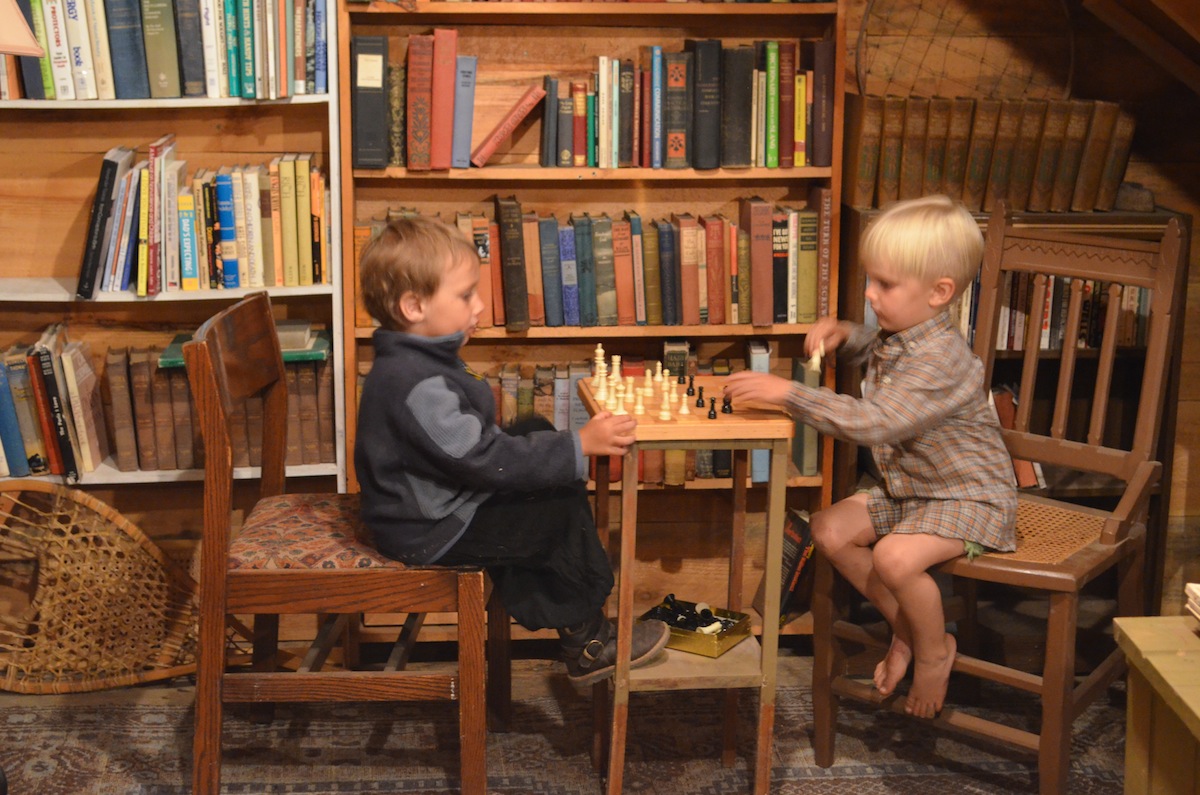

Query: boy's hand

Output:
[579, 411, 638, 457]
[806, 316, 853, 358]
[722, 371, 795, 408]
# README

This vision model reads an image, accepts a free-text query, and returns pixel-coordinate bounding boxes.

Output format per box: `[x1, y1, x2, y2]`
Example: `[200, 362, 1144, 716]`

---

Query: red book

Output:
[429, 28, 458, 170]
[778, 40, 797, 168]
[489, 221, 505, 327]
[672, 212, 701, 325]
[640, 69, 652, 168]
[610, 218, 636, 325]
[25, 349, 64, 475]
[699, 215, 726, 324]
[521, 212, 546, 326]
[571, 81, 588, 167]
[739, 196, 774, 326]
[471, 84, 547, 168]
[632, 65, 642, 169]
[406, 34, 434, 172]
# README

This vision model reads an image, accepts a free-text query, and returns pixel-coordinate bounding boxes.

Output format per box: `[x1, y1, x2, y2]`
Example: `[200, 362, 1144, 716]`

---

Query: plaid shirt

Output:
[785, 313, 1017, 551]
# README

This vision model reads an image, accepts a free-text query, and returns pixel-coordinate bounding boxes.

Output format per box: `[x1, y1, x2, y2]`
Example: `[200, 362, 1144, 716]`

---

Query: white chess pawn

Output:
[643, 367, 653, 396]
[634, 390, 645, 415]
[677, 391, 690, 415]
[662, 368, 671, 386]
[655, 361, 663, 382]
[657, 390, 673, 421]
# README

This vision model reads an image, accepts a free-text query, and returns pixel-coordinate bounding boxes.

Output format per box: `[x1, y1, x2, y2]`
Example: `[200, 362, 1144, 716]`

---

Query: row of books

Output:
[946, 269, 1151, 353]
[350, 31, 835, 171]
[354, 190, 833, 333]
[842, 94, 1135, 214]
[0, 325, 336, 481]
[76, 139, 331, 299]
[6, 0, 327, 101]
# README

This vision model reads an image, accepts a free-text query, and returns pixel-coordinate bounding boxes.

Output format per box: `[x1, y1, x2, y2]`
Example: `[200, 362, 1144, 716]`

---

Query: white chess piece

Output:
[634, 390, 645, 415]
[677, 387, 690, 415]
[613, 382, 627, 415]
[807, 340, 826, 374]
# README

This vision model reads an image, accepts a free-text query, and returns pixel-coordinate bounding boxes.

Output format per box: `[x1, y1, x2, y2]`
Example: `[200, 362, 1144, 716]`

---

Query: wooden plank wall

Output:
[845, 0, 1200, 611]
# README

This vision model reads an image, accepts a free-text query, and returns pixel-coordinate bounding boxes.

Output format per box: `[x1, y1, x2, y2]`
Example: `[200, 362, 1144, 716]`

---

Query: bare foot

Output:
[904, 633, 956, 718]
[873, 635, 912, 697]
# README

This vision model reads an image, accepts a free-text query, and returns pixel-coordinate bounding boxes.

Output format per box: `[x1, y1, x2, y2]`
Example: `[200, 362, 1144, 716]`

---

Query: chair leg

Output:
[811, 554, 840, 768]
[1039, 591, 1078, 795]
[192, 611, 226, 795]
[1117, 539, 1146, 619]
[458, 572, 488, 795]
[951, 577, 981, 703]
[486, 584, 512, 732]
[249, 614, 280, 724]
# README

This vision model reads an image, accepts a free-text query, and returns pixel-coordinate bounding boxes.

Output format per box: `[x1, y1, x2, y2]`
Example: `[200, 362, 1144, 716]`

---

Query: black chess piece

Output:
[708, 397, 718, 419]
[695, 385, 705, 408]
[721, 396, 733, 414]
[686, 374, 695, 396]
[677, 371, 687, 384]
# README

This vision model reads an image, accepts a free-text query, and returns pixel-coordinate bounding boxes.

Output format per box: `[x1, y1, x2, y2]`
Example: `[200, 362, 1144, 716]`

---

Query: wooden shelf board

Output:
[627, 633, 763, 691]
[0, 278, 335, 303]
[0, 96, 332, 111]
[348, 1, 838, 21]
[5, 460, 339, 486]
[589, 474, 822, 491]
[352, 322, 820, 340]
[353, 165, 833, 181]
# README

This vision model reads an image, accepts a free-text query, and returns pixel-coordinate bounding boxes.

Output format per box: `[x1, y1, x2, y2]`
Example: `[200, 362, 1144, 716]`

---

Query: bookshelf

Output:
[0, 20, 347, 492]
[337, 0, 846, 641]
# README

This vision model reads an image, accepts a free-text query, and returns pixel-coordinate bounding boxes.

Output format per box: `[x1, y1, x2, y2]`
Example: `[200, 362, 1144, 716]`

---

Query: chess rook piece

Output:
[695, 385, 705, 408]
[722, 396, 733, 414]
[686, 374, 695, 396]
[708, 397, 718, 419]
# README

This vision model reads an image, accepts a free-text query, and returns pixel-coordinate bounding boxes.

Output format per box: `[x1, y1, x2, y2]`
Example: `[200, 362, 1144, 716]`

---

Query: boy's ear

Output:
[398, 291, 424, 324]
[929, 277, 957, 309]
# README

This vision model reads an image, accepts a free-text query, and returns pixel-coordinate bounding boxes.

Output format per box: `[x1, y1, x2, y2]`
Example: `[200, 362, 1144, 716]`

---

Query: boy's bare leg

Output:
[812, 495, 911, 692]
[872, 532, 966, 717]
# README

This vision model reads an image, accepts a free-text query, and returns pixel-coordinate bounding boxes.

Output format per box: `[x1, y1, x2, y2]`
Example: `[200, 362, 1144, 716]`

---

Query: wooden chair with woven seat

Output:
[184, 292, 511, 795]
[811, 204, 1187, 795]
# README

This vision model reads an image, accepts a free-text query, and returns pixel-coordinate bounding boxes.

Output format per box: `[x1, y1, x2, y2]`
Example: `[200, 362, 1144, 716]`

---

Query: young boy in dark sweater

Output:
[355, 215, 669, 684]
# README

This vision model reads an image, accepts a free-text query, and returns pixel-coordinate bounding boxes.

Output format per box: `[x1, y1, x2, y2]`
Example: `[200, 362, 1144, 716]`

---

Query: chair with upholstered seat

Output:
[184, 292, 511, 795]
[811, 204, 1187, 794]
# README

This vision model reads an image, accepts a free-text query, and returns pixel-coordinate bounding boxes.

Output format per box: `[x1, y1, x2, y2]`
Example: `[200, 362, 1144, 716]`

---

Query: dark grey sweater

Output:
[355, 330, 585, 563]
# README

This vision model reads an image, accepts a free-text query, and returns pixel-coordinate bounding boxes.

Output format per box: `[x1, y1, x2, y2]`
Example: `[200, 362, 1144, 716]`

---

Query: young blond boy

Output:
[356, 215, 669, 684]
[724, 195, 1017, 716]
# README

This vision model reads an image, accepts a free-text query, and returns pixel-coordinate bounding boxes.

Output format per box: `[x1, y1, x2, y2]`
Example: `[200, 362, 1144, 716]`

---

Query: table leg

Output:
[753, 440, 787, 795]
[605, 445, 639, 795]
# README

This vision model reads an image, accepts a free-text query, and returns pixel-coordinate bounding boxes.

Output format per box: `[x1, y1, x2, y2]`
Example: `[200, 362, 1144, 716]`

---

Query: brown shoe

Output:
[562, 618, 671, 686]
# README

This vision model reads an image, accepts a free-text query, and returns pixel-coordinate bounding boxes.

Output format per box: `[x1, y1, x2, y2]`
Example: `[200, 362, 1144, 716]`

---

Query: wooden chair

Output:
[811, 205, 1187, 794]
[184, 292, 511, 795]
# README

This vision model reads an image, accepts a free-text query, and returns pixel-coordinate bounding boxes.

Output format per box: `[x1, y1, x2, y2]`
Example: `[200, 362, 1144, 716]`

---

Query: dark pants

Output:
[436, 418, 614, 631]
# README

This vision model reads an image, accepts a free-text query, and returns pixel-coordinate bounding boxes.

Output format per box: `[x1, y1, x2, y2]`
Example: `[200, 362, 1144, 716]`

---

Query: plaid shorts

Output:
[867, 485, 1017, 552]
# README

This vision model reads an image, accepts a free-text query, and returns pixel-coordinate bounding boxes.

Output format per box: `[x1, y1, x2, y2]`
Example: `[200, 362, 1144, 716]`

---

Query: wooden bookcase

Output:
[0, 17, 348, 517]
[337, 0, 846, 639]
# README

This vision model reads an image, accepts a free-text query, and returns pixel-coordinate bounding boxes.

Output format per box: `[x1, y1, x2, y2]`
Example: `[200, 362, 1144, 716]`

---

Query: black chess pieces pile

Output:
[642, 594, 734, 633]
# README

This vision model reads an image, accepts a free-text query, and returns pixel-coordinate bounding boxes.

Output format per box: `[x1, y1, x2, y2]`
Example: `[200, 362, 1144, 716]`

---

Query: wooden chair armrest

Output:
[1101, 459, 1161, 544]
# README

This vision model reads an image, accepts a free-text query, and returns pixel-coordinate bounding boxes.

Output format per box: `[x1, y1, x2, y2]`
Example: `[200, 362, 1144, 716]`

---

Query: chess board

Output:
[577, 374, 794, 444]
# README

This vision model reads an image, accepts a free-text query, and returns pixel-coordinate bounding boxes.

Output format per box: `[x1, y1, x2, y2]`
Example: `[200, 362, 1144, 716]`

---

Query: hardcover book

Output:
[2, 346, 48, 475]
[429, 28, 457, 170]
[739, 196, 773, 327]
[641, 217, 663, 325]
[842, 92, 883, 208]
[140, 0, 181, 97]
[387, 62, 406, 166]
[875, 94, 906, 206]
[1095, 108, 1136, 211]
[805, 33, 836, 168]
[673, 213, 701, 325]
[558, 223, 580, 326]
[77, 145, 135, 299]
[940, 96, 975, 201]
[922, 96, 953, 197]
[591, 214, 617, 326]
[494, 195, 529, 332]
[405, 33, 434, 172]
[655, 219, 679, 326]
[961, 97, 1001, 212]
[1006, 98, 1048, 212]
[897, 95, 929, 200]
[618, 59, 636, 167]
[540, 75, 558, 168]
[538, 215, 564, 327]
[699, 215, 726, 325]
[572, 213, 597, 326]
[1071, 100, 1119, 212]
[350, 35, 388, 169]
[720, 44, 754, 168]
[521, 212, 545, 326]
[686, 38, 721, 170]
[1048, 99, 1095, 213]
[777, 40, 797, 169]
[471, 83, 547, 168]
[1026, 99, 1070, 212]
[610, 217, 636, 326]
[662, 50, 691, 169]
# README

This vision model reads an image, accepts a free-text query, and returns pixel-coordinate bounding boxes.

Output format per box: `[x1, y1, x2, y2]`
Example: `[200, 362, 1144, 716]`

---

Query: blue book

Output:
[572, 214, 597, 326]
[313, 0, 327, 93]
[104, 0, 151, 99]
[656, 219, 679, 325]
[214, 170, 240, 288]
[747, 341, 771, 482]
[0, 363, 31, 478]
[538, 216, 564, 327]
[451, 56, 478, 169]
[540, 75, 558, 168]
[173, 0, 206, 96]
[118, 179, 141, 292]
[558, 224, 580, 326]
[650, 45, 664, 169]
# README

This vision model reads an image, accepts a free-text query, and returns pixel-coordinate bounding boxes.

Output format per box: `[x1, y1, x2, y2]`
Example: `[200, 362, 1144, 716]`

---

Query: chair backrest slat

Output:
[1050, 279, 1084, 440]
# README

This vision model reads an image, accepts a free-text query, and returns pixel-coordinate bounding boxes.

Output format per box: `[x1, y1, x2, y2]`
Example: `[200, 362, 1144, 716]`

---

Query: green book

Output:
[158, 330, 331, 369]
[642, 220, 663, 325]
[765, 41, 780, 168]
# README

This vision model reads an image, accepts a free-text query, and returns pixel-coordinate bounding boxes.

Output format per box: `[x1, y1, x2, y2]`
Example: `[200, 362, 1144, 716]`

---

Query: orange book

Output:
[992, 388, 1039, 489]
[700, 215, 726, 325]
[471, 84, 547, 168]
[739, 196, 774, 326]
[610, 218, 636, 326]
[429, 28, 458, 170]
[406, 34, 435, 171]
[521, 212, 546, 326]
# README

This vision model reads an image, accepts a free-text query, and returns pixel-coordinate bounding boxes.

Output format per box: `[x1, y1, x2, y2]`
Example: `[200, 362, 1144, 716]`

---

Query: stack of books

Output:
[1187, 583, 1200, 622]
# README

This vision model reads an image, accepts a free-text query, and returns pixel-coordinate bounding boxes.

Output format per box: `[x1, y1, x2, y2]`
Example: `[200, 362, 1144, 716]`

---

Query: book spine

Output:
[556, 97, 574, 168]
[178, 190, 199, 290]
[558, 225, 580, 326]
[962, 98, 1001, 212]
[982, 99, 1023, 213]
[656, 220, 678, 325]
[141, 0, 181, 97]
[720, 45, 754, 168]
[293, 154, 313, 286]
[740, 197, 773, 326]
[215, 170, 240, 288]
[470, 84, 547, 168]
[405, 34, 434, 171]
[429, 27, 457, 170]
[13, 0, 48, 99]
[663, 51, 689, 169]
[76, 154, 121, 299]
[35, 345, 79, 481]
[628, 214, 647, 325]
[702, 217, 725, 324]
[540, 74, 558, 168]
[573, 216, 597, 326]
[777, 40, 796, 169]
[0, 360, 38, 476]
[41, 0, 76, 98]
[650, 45, 663, 168]
[764, 41, 780, 169]
[173, 0, 206, 96]
[610, 218, 636, 326]
[841, 93, 883, 208]
[538, 216, 564, 327]
[571, 81, 588, 167]
[618, 59, 635, 167]
[495, 196, 530, 332]
[808, 34, 835, 167]
[451, 55, 477, 169]
[350, 35, 388, 169]
[62, 0, 98, 99]
[591, 215, 617, 326]
[897, 95, 928, 200]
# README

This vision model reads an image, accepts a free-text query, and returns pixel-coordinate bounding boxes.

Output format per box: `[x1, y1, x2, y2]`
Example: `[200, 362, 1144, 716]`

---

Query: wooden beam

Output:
[1084, 0, 1200, 97]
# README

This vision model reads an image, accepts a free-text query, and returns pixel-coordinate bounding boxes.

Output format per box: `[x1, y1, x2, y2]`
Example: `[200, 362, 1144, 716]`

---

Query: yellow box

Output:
[638, 599, 751, 658]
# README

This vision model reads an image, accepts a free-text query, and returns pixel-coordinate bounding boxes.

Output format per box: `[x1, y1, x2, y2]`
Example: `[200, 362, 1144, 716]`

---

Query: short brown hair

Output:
[358, 215, 479, 330]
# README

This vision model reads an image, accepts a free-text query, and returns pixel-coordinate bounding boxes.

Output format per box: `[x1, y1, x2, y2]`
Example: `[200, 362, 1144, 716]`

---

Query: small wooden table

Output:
[1113, 615, 1200, 794]
[579, 374, 794, 795]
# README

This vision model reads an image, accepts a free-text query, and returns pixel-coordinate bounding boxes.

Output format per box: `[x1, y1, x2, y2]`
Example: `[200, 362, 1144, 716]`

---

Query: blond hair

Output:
[860, 195, 983, 294]
[358, 215, 480, 330]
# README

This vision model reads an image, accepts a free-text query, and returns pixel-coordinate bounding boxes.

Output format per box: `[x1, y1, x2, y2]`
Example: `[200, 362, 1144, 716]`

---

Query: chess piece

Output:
[634, 390, 645, 415]
[677, 390, 690, 415]
[807, 339, 826, 374]
[686, 374, 695, 396]
[695, 385, 705, 408]
[708, 397, 717, 419]
[721, 396, 733, 414]
[677, 370, 686, 385]
[657, 394, 672, 421]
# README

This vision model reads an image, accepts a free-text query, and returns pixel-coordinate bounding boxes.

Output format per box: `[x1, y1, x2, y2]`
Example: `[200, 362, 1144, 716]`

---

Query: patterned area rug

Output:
[0, 655, 1124, 794]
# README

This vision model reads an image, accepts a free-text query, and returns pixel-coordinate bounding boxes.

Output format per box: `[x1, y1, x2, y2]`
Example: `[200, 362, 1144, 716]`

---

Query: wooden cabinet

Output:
[0, 21, 347, 503]
[337, 0, 845, 637]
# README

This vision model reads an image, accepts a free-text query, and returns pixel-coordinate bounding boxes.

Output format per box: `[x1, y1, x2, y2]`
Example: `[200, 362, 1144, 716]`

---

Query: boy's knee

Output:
[871, 539, 916, 589]
[809, 510, 837, 555]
